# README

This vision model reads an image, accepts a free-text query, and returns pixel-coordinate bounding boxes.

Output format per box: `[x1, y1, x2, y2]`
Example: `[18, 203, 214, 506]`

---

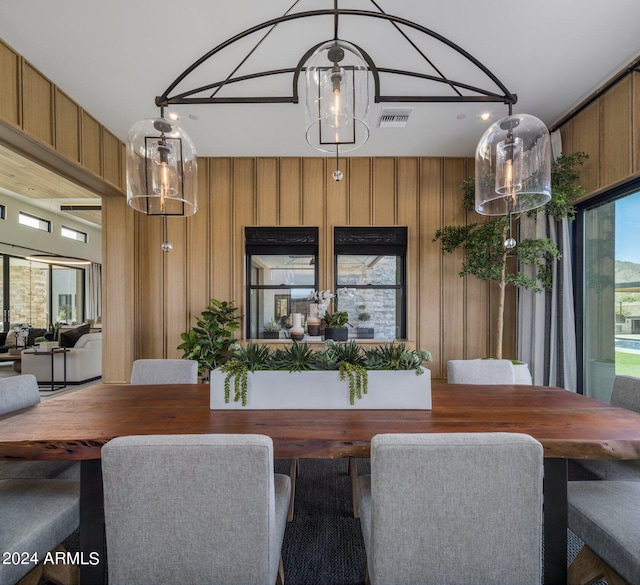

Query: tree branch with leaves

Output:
[433, 152, 587, 359]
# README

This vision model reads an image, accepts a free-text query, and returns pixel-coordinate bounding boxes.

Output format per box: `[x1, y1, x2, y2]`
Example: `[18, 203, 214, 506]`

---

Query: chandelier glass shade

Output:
[475, 113, 551, 215]
[305, 39, 370, 154]
[126, 117, 198, 217]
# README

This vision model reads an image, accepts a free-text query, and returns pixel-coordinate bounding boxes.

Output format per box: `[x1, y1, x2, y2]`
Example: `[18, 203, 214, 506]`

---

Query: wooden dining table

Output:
[1, 382, 640, 585]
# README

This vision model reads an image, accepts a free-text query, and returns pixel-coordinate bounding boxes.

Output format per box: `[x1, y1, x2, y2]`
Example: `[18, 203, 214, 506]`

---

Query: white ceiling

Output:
[1, 0, 640, 160]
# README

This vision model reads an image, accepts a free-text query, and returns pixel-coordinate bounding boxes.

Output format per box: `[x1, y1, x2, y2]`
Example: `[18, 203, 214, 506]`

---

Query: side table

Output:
[22, 347, 68, 392]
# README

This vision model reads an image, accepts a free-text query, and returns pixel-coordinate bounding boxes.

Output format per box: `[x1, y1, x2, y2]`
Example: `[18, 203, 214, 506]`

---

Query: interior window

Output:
[334, 227, 407, 340]
[245, 227, 318, 340]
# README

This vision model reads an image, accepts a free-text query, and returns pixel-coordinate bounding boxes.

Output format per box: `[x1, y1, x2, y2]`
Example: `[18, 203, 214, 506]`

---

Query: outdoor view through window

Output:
[583, 190, 640, 402]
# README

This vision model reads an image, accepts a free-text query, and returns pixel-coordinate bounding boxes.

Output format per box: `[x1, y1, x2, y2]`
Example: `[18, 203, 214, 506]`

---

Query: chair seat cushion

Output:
[568, 480, 640, 584]
[571, 458, 640, 481]
[0, 479, 79, 585]
[0, 460, 80, 480]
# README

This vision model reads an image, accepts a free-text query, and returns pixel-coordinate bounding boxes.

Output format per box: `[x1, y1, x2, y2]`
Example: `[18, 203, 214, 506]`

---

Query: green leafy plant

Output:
[264, 319, 280, 333]
[177, 299, 241, 376]
[272, 341, 316, 372]
[433, 152, 587, 359]
[322, 310, 351, 328]
[218, 341, 432, 406]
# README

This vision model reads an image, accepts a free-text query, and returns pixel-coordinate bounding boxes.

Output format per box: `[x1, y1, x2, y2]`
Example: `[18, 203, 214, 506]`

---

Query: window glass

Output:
[245, 227, 318, 339]
[582, 189, 640, 402]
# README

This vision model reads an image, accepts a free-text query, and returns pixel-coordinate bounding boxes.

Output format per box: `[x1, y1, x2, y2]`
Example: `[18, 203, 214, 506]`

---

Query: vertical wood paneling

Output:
[137, 214, 165, 358]
[302, 158, 325, 226]
[102, 194, 135, 383]
[256, 158, 278, 225]
[419, 158, 443, 376]
[233, 158, 256, 333]
[102, 128, 121, 187]
[600, 77, 632, 188]
[464, 157, 490, 360]
[325, 158, 348, 291]
[349, 158, 372, 225]
[442, 158, 466, 362]
[0, 41, 20, 126]
[279, 158, 302, 225]
[164, 216, 187, 357]
[135, 155, 522, 371]
[573, 102, 600, 195]
[373, 158, 396, 225]
[22, 62, 53, 145]
[210, 158, 233, 302]
[81, 110, 102, 176]
[54, 89, 80, 163]
[397, 158, 419, 347]
[187, 158, 210, 319]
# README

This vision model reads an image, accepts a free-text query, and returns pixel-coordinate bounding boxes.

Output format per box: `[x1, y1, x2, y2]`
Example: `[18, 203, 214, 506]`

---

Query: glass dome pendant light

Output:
[305, 39, 370, 182]
[475, 104, 551, 247]
[126, 107, 198, 252]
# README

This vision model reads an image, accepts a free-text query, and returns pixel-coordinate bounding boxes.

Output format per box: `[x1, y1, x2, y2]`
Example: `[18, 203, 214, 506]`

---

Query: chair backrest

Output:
[447, 358, 515, 384]
[0, 374, 40, 416]
[610, 375, 640, 412]
[368, 432, 543, 585]
[102, 434, 279, 585]
[130, 359, 198, 384]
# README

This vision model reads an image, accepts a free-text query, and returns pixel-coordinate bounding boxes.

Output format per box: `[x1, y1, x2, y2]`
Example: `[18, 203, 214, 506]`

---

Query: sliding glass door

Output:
[0, 254, 85, 332]
[580, 186, 640, 402]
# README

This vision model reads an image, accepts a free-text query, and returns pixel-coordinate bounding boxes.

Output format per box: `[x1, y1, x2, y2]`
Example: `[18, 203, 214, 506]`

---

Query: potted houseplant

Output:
[177, 299, 241, 380]
[433, 152, 587, 360]
[322, 310, 351, 341]
[262, 319, 281, 339]
[356, 310, 374, 339]
[211, 340, 433, 409]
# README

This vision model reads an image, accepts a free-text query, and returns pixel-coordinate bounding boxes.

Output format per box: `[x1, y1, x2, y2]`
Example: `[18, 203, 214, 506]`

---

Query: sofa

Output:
[21, 332, 102, 384]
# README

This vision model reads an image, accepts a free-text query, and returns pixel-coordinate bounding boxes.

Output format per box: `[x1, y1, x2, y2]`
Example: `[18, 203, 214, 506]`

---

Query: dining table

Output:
[1, 382, 640, 585]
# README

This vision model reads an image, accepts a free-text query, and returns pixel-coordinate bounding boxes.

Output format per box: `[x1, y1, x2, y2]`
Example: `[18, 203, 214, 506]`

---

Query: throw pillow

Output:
[27, 328, 48, 347]
[59, 323, 91, 348]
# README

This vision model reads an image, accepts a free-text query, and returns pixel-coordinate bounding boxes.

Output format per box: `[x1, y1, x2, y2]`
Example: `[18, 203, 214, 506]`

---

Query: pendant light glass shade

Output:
[475, 113, 551, 215]
[305, 40, 370, 154]
[126, 118, 198, 216]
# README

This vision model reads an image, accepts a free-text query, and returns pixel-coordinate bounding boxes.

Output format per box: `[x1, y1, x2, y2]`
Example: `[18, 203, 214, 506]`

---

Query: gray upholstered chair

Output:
[102, 434, 290, 585]
[568, 480, 640, 585]
[0, 477, 79, 585]
[571, 375, 640, 480]
[357, 432, 544, 585]
[0, 375, 79, 480]
[447, 358, 516, 384]
[130, 358, 198, 384]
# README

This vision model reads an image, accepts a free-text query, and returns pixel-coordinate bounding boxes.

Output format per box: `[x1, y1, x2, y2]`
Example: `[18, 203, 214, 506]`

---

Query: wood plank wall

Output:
[558, 70, 640, 197]
[134, 156, 513, 380]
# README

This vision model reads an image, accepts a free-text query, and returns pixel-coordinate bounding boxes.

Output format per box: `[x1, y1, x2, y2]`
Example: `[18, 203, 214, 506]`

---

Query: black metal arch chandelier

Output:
[127, 1, 550, 250]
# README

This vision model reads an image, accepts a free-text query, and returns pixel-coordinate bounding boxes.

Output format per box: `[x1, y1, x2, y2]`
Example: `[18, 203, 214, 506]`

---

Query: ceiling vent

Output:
[377, 108, 413, 128]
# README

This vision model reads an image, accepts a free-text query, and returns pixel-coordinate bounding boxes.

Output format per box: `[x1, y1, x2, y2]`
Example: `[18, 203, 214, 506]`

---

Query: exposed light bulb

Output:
[333, 169, 343, 181]
[504, 237, 516, 249]
[161, 241, 173, 252]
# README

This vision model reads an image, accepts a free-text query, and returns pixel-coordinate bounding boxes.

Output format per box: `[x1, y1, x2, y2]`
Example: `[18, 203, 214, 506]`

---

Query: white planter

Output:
[513, 362, 533, 385]
[210, 369, 431, 410]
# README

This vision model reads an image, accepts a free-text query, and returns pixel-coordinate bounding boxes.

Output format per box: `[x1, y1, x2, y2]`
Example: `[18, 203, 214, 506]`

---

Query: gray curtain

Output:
[517, 131, 577, 391]
[86, 262, 102, 320]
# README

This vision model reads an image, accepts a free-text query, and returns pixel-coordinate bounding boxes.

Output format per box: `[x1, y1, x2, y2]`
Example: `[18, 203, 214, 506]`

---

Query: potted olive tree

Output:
[433, 152, 587, 360]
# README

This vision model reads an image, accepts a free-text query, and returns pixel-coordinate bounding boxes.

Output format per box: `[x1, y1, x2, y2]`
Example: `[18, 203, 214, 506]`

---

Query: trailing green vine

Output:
[339, 362, 368, 405]
[220, 359, 249, 406]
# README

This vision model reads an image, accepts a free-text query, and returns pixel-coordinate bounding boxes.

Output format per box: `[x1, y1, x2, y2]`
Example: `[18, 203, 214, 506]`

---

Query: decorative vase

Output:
[290, 313, 304, 341]
[307, 317, 321, 337]
[324, 327, 348, 341]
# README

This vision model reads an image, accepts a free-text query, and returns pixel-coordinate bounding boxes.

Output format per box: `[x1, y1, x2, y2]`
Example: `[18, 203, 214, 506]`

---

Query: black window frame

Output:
[334, 226, 407, 340]
[245, 226, 319, 339]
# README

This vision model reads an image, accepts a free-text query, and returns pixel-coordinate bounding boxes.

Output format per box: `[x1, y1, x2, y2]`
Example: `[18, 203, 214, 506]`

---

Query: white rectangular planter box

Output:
[210, 369, 431, 410]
